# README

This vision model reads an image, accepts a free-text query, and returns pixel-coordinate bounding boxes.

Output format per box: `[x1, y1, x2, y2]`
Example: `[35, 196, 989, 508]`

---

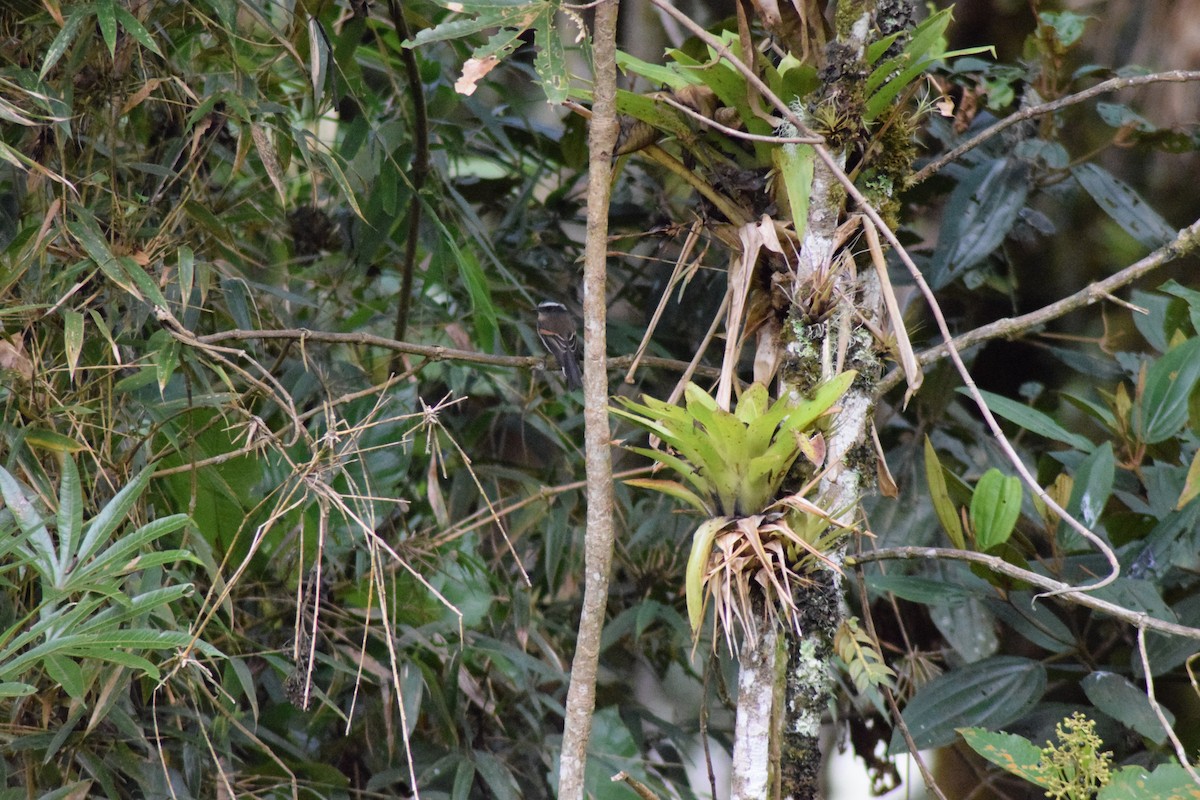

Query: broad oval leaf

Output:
[970, 469, 1023, 551]
[1100, 763, 1200, 800]
[929, 158, 1031, 289]
[1057, 441, 1114, 551]
[1136, 337, 1200, 444]
[866, 574, 973, 604]
[1081, 671, 1172, 745]
[959, 728, 1045, 785]
[1072, 163, 1175, 249]
[890, 656, 1046, 752]
[929, 595, 998, 663]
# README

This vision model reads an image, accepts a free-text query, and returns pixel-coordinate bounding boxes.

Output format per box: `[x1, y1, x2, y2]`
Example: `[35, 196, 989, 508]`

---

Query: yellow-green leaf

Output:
[686, 517, 731, 636]
[63, 309, 84, 383]
[24, 429, 86, 453]
[624, 479, 712, 515]
[925, 436, 965, 549]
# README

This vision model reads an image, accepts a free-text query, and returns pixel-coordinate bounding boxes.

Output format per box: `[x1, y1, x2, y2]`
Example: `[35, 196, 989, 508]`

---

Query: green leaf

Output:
[63, 309, 84, 383]
[299, 131, 365, 220]
[532, 6, 567, 104]
[686, 517, 731, 636]
[308, 16, 328, 107]
[1160, 279, 1200, 340]
[1058, 441, 1114, 551]
[24, 428, 86, 454]
[95, 0, 118, 58]
[1136, 336, 1200, 443]
[113, 5, 164, 57]
[474, 752, 519, 800]
[733, 382, 770, 424]
[964, 389, 1095, 451]
[616, 51, 701, 91]
[959, 728, 1047, 785]
[1130, 289, 1180, 352]
[74, 465, 156, 570]
[43, 655, 86, 701]
[1100, 764, 1200, 800]
[177, 246, 195, 308]
[970, 469, 1023, 551]
[1081, 671, 1172, 745]
[925, 436, 965, 549]
[774, 143, 814, 239]
[867, 574, 973, 604]
[929, 593, 997, 663]
[153, 331, 180, 393]
[69, 514, 190, 590]
[1096, 102, 1157, 133]
[452, 760, 476, 800]
[930, 158, 1031, 289]
[624, 446, 716, 500]
[890, 656, 1045, 752]
[40, 8, 90, 80]
[614, 90, 692, 141]
[624, 479, 711, 515]
[1072, 163, 1175, 249]
[56, 457, 84, 582]
[865, 8, 953, 108]
[405, 3, 542, 49]
[1038, 11, 1089, 48]
[0, 466, 58, 582]
[985, 592, 1074, 651]
[448, 243, 498, 349]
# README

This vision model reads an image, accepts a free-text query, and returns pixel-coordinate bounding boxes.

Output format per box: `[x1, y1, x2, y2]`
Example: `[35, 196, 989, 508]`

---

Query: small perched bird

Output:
[536, 301, 582, 389]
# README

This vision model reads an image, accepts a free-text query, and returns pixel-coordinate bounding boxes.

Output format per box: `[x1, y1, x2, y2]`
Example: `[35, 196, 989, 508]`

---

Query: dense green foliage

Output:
[0, 1, 1198, 798]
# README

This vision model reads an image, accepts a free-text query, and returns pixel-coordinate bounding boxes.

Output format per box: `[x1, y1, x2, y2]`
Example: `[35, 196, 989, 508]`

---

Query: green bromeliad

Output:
[611, 374, 856, 643]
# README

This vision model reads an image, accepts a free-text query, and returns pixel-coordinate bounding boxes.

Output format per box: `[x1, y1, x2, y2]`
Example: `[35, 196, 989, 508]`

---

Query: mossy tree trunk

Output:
[729, 1, 902, 796]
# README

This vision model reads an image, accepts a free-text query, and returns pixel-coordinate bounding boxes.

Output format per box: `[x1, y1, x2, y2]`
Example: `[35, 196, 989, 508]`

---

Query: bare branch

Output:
[197, 326, 720, 378]
[911, 71, 1200, 186]
[657, 93, 824, 144]
[1136, 627, 1200, 785]
[852, 547, 1200, 640]
[558, 0, 621, 797]
[878, 214, 1200, 395]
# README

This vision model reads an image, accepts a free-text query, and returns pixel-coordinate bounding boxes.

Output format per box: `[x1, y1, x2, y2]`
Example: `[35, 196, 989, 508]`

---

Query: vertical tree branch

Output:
[557, 2, 620, 799]
[387, 0, 429, 357]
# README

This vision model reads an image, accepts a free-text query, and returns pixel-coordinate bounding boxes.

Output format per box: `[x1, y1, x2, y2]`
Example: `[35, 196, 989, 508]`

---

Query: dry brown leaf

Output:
[454, 56, 500, 96]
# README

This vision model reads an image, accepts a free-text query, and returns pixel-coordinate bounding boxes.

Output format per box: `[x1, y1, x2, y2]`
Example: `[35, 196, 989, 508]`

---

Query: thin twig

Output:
[851, 547, 1200, 640]
[854, 568, 951, 800]
[657, 93, 824, 144]
[1136, 626, 1200, 784]
[910, 71, 1200, 185]
[197, 326, 721, 378]
[877, 215, 1200, 394]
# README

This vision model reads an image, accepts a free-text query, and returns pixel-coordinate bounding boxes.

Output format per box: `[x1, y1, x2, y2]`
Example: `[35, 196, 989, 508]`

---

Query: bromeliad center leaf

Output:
[612, 374, 855, 516]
